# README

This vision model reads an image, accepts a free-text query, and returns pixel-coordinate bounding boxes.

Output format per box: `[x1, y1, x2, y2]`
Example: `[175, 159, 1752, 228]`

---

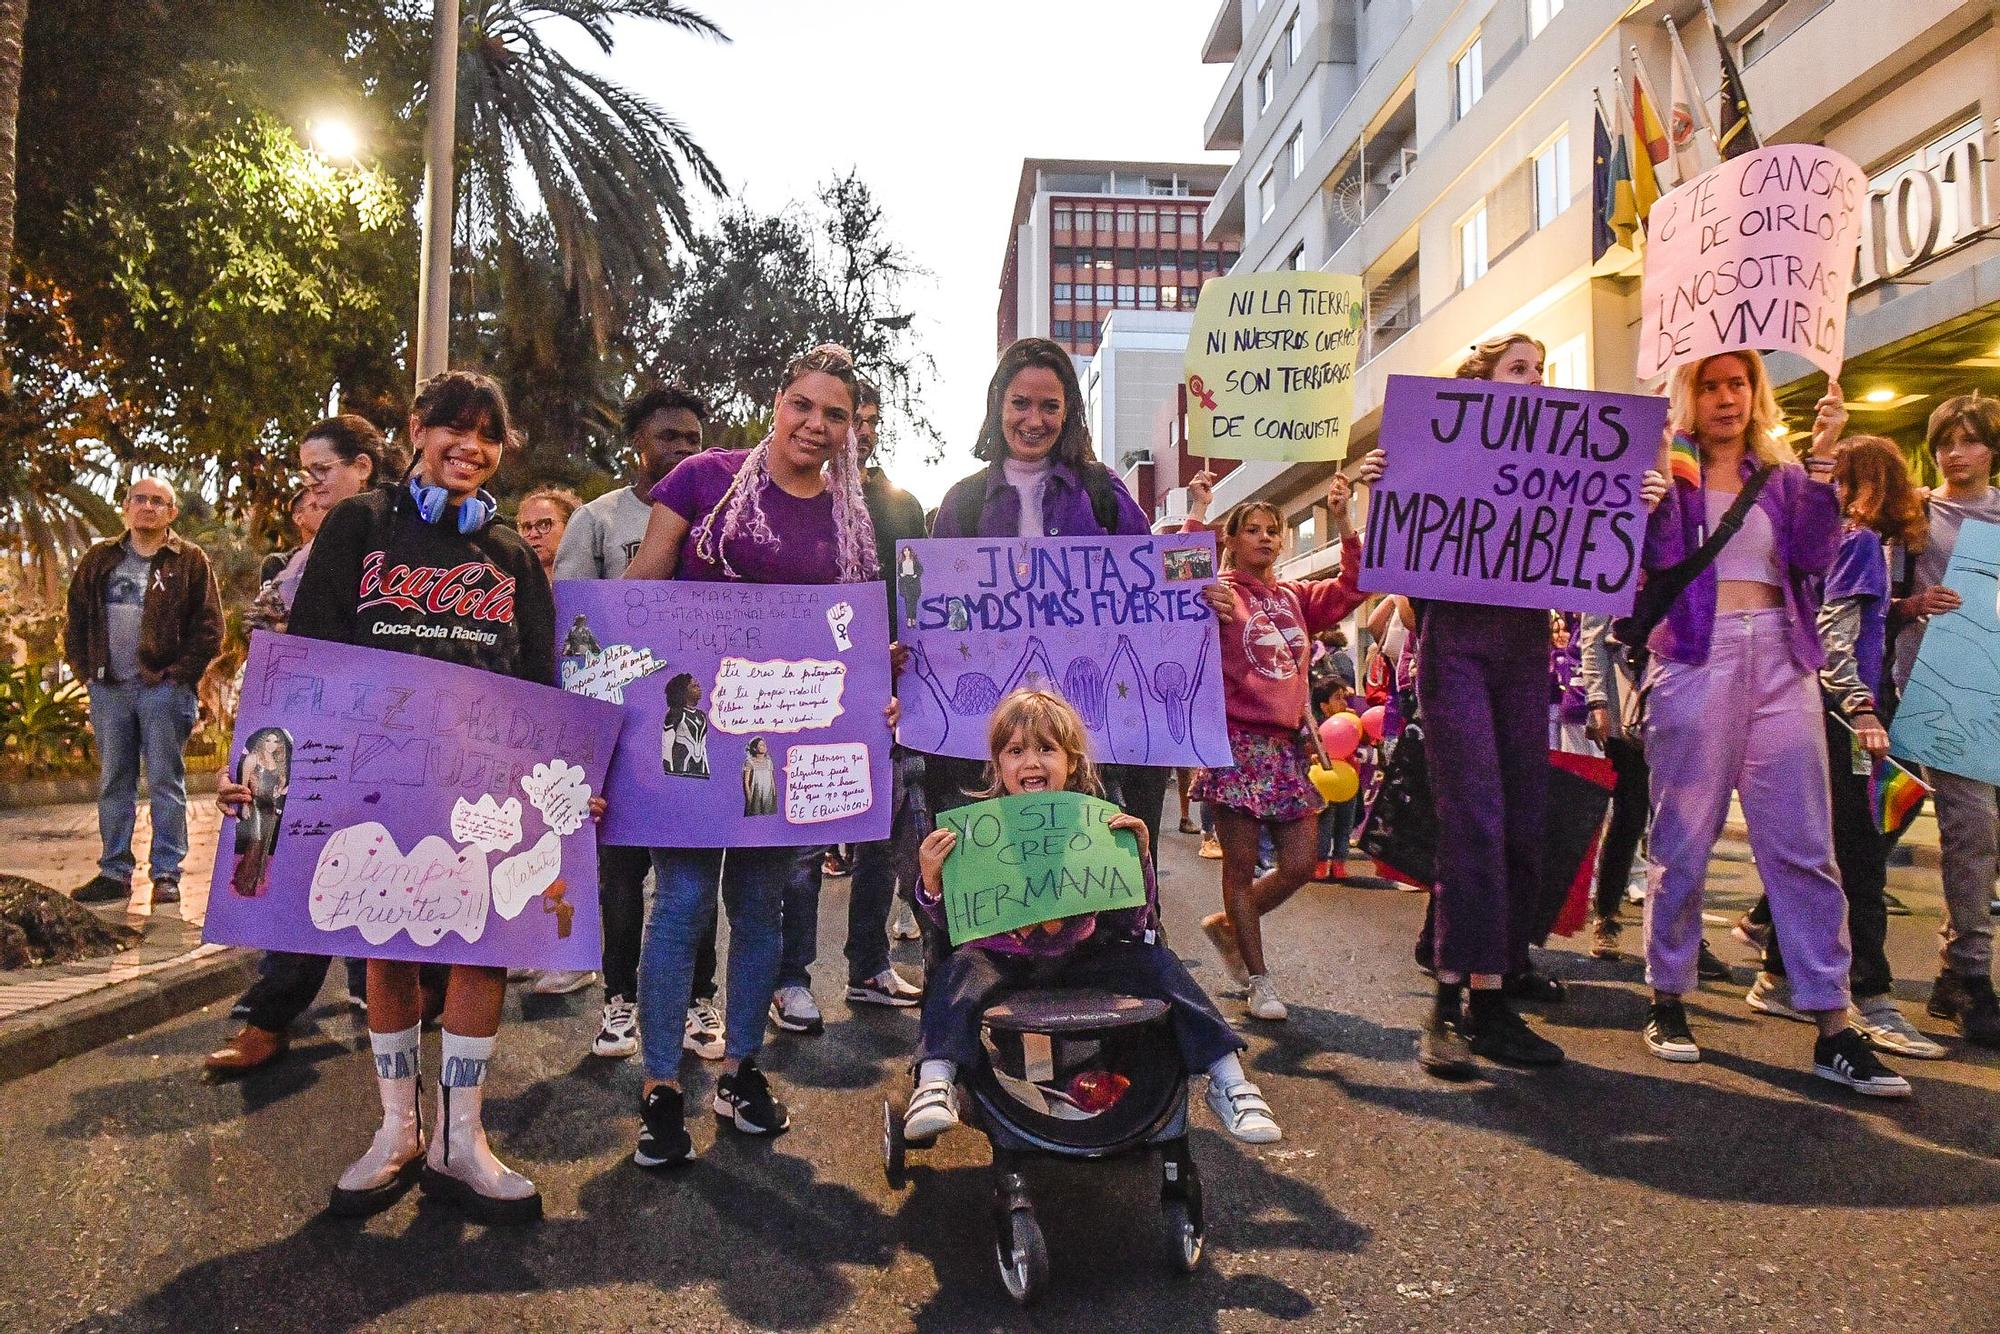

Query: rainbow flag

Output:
[1668, 432, 1701, 488]
[1870, 758, 1929, 838]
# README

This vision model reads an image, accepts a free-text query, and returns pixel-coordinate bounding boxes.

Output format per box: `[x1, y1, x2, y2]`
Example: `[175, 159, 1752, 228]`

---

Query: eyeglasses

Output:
[300, 461, 349, 483]
[126, 494, 174, 508]
[520, 518, 562, 537]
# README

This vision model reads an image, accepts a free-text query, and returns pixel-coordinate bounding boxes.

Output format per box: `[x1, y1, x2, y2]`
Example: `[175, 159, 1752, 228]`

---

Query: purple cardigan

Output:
[931, 461, 1151, 538]
[1642, 457, 1840, 673]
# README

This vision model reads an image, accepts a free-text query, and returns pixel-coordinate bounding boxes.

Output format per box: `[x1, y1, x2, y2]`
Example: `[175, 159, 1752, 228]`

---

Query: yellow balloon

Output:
[1311, 760, 1359, 804]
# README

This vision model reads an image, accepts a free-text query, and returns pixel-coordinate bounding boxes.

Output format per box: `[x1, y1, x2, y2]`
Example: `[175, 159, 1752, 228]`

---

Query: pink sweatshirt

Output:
[1189, 525, 1366, 737]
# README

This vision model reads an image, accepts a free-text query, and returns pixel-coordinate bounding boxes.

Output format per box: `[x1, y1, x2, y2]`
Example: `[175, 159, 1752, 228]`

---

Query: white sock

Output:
[1206, 1051, 1248, 1091]
[917, 1059, 956, 1087]
[368, 1024, 420, 1081]
[439, 1031, 496, 1089]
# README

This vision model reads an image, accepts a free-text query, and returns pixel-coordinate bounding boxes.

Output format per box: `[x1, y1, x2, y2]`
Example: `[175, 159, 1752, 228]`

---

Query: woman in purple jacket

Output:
[1637, 351, 1906, 1097]
[924, 339, 1172, 844]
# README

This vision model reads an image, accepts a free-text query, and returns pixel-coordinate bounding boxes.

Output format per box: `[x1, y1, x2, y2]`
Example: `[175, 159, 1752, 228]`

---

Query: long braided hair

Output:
[690, 345, 879, 583]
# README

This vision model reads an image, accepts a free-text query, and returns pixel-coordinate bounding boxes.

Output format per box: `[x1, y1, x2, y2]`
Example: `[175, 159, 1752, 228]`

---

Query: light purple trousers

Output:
[1642, 609, 1852, 1011]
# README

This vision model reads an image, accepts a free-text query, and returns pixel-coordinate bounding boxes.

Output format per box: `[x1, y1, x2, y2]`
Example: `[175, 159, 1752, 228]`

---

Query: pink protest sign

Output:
[1637, 144, 1865, 380]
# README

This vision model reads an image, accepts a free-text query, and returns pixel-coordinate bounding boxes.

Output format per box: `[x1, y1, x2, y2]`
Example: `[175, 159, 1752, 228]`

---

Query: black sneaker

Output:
[1503, 967, 1566, 1004]
[150, 879, 181, 905]
[1880, 891, 1911, 917]
[1812, 1027, 1912, 1098]
[633, 1085, 694, 1169]
[1645, 998, 1701, 1062]
[73, 874, 132, 904]
[1465, 1001, 1565, 1066]
[1928, 972, 2000, 1049]
[1417, 1012, 1476, 1080]
[1696, 940, 1732, 982]
[714, 1058, 790, 1135]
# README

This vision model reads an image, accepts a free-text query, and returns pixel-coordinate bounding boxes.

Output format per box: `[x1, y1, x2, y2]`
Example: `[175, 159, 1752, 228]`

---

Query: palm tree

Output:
[0, 0, 28, 379]
[454, 0, 728, 349]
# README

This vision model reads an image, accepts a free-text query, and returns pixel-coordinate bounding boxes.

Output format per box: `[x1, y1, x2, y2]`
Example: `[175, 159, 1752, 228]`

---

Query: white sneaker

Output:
[683, 998, 725, 1060]
[1205, 1078, 1282, 1143]
[847, 968, 923, 1007]
[1745, 971, 1812, 1023]
[592, 997, 638, 1059]
[769, 985, 825, 1034]
[890, 901, 922, 941]
[1246, 974, 1288, 1021]
[530, 969, 598, 996]
[904, 1078, 959, 1140]
[1852, 997, 1948, 1059]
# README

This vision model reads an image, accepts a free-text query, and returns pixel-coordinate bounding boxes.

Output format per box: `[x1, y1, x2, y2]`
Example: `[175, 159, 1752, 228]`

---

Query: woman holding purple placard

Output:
[217, 371, 567, 1225]
[621, 344, 898, 1169]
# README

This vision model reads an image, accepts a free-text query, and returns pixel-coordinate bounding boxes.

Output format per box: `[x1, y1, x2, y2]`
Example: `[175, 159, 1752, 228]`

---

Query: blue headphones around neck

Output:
[407, 474, 494, 534]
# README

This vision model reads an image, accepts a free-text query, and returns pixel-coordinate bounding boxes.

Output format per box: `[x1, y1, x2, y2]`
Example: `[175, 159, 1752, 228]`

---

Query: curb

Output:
[0, 946, 258, 1085]
[1722, 820, 1940, 869]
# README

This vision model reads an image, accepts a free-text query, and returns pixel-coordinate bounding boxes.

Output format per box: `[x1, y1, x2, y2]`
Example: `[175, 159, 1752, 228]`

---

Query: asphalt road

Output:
[1, 829, 1996, 1333]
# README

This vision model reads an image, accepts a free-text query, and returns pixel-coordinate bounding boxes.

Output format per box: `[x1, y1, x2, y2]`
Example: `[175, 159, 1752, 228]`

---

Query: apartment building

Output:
[1198, 0, 1999, 575]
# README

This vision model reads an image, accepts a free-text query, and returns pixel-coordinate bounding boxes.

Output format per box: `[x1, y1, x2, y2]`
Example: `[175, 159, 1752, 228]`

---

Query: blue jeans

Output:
[640, 846, 789, 1078]
[780, 749, 927, 988]
[88, 680, 198, 884]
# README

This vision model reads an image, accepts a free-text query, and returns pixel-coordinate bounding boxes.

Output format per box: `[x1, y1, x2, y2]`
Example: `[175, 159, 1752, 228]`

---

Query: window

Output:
[1258, 166, 1277, 221]
[1222, 251, 1240, 268]
[1182, 284, 1203, 305]
[1200, 251, 1220, 272]
[1146, 176, 1179, 196]
[1287, 127, 1305, 182]
[1453, 39, 1483, 120]
[1160, 287, 1179, 309]
[1070, 247, 1089, 267]
[1116, 283, 1137, 303]
[1095, 209, 1112, 231]
[1529, 0, 1563, 37]
[1075, 320, 1095, 341]
[1116, 248, 1137, 269]
[1138, 211, 1155, 236]
[1117, 211, 1135, 235]
[1053, 283, 1072, 301]
[1258, 60, 1275, 112]
[1284, 241, 1306, 271]
[1740, 25, 1769, 65]
[1159, 211, 1178, 237]
[1533, 132, 1571, 229]
[1287, 16, 1302, 64]
[1458, 204, 1489, 287]
[1139, 252, 1158, 271]
[1095, 283, 1115, 302]
[1138, 286, 1158, 308]
[1052, 320, 1071, 339]
[1291, 510, 1318, 551]
[1052, 207, 1072, 232]
[1095, 253, 1114, 271]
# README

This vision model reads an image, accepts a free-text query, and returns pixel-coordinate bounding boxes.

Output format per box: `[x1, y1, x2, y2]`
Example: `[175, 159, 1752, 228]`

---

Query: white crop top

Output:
[1706, 488, 1784, 587]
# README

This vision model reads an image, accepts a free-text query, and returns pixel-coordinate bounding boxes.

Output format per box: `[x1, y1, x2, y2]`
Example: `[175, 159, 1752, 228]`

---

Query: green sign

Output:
[937, 791, 1147, 946]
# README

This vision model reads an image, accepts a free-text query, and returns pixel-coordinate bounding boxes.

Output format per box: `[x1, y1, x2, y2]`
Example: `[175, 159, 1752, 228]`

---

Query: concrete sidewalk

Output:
[0, 797, 253, 1081]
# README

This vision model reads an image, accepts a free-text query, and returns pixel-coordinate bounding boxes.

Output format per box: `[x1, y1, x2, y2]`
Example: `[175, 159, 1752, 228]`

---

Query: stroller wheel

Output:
[1162, 1199, 1203, 1274]
[882, 1097, 908, 1190]
[995, 1208, 1049, 1306]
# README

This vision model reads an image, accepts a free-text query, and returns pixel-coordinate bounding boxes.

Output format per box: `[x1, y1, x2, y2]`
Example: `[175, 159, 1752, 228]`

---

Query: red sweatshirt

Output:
[1189, 526, 1365, 736]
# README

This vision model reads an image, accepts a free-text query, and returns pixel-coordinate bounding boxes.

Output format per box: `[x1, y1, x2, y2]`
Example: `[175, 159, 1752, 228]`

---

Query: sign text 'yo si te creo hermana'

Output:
[937, 791, 1147, 946]
[1359, 375, 1669, 616]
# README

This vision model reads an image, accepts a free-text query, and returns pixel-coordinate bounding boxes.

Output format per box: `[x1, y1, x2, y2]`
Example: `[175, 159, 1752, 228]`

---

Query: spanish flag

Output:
[1668, 432, 1702, 488]
[1626, 49, 1672, 223]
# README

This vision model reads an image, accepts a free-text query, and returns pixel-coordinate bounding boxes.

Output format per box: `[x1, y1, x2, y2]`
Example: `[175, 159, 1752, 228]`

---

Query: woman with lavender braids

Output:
[620, 345, 897, 1167]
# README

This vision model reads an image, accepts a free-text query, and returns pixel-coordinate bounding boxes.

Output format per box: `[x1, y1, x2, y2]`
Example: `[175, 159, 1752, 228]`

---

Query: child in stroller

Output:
[904, 687, 1282, 1146]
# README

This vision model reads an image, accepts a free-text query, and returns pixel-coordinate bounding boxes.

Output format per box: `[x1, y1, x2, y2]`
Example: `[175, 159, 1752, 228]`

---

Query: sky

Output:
[587, 0, 1233, 507]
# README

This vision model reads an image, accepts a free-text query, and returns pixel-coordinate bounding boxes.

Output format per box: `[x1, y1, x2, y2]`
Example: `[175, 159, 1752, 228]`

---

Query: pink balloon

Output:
[1360, 705, 1387, 743]
[1317, 713, 1362, 761]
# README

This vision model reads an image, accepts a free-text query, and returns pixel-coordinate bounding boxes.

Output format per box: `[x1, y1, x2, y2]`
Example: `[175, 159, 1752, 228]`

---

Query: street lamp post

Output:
[414, 0, 460, 386]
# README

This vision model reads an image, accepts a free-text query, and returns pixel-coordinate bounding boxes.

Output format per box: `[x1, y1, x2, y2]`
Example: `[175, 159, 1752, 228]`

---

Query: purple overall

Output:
[1416, 602, 1551, 977]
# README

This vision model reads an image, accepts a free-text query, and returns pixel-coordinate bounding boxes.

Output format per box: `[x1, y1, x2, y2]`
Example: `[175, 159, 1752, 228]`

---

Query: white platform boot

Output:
[418, 1032, 541, 1225]
[329, 1025, 426, 1217]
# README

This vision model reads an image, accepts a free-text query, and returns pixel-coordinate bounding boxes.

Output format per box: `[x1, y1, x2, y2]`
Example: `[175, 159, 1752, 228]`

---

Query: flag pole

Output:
[1699, 0, 1762, 146]
[1663, 15, 1721, 155]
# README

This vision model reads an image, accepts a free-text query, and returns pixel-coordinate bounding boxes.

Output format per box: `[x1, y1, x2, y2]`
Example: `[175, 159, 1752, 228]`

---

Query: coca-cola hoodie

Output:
[289, 484, 555, 684]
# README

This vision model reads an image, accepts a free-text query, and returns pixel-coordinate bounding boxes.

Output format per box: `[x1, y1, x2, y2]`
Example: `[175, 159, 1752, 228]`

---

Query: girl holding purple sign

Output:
[1636, 353, 1908, 1097]
[219, 371, 568, 1225]
[621, 344, 899, 1169]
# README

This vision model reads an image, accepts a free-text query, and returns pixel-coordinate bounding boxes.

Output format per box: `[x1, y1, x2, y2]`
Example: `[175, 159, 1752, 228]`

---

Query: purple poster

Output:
[203, 632, 621, 970]
[893, 534, 1231, 767]
[1359, 375, 1669, 616]
[554, 581, 894, 848]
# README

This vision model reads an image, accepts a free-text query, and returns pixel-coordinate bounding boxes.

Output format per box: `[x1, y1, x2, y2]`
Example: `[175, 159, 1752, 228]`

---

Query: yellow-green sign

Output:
[936, 791, 1146, 946]
[1183, 271, 1364, 462]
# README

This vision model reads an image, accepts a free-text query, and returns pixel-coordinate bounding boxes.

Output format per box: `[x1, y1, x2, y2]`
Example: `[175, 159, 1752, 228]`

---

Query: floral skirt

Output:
[1190, 725, 1323, 824]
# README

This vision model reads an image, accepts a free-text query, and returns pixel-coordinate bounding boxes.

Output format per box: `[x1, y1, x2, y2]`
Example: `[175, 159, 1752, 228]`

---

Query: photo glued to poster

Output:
[555, 581, 894, 847]
[1360, 375, 1669, 616]
[203, 632, 620, 970]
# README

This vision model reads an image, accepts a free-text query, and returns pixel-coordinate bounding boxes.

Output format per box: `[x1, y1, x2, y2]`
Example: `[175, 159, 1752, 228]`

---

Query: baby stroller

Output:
[882, 978, 1205, 1305]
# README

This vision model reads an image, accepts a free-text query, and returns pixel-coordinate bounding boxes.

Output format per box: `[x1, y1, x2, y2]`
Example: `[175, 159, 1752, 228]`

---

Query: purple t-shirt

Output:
[651, 448, 843, 584]
[1824, 525, 1890, 696]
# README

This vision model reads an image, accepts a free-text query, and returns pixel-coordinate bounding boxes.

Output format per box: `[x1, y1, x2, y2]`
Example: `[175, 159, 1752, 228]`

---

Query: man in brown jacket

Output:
[63, 478, 223, 905]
